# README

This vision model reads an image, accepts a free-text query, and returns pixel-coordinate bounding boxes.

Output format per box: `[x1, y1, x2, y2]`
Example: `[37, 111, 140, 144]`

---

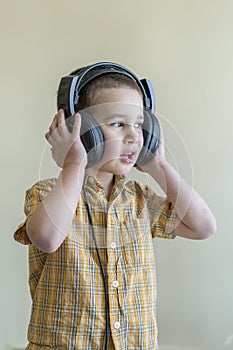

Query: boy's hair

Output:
[70, 67, 143, 110]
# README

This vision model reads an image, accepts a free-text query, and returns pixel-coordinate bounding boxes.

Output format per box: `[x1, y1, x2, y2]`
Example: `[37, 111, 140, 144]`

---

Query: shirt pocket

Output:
[118, 206, 152, 248]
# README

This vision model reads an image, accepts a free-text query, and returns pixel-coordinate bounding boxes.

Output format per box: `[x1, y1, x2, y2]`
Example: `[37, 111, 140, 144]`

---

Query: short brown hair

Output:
[70, 70, 143, 110]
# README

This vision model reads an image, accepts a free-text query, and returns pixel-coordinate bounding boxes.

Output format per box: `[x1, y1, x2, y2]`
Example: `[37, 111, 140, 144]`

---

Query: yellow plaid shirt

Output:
[14, 175, 177, 350]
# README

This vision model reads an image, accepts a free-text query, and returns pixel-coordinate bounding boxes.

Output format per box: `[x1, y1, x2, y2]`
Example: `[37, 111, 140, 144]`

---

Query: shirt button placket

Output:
[106, 212, 122, 339]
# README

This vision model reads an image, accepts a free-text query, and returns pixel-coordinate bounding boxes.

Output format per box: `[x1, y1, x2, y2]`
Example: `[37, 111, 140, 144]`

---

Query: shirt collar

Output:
[83, 173, 134, 197]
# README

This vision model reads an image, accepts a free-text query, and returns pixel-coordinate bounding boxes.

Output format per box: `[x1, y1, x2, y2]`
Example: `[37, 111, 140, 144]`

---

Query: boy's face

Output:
[86, 87, 144, 175]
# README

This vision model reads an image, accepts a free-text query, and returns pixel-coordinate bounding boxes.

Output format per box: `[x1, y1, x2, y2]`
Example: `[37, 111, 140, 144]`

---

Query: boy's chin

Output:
[112, 163, 136, 176]
[92, 154, 140, 173]
[99, 160, 135, 175]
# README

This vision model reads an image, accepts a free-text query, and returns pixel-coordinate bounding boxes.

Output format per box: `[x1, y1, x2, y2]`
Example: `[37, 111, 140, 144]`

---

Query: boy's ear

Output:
[65, 110, 105, 168]
[134, 109, 160, 167]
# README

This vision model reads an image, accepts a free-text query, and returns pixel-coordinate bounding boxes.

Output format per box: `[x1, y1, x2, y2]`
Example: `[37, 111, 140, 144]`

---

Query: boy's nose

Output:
[123, 125, 140, 144]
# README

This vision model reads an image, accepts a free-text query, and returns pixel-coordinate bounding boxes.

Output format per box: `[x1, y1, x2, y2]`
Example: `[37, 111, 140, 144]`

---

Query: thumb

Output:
[72, 113, 82, 136]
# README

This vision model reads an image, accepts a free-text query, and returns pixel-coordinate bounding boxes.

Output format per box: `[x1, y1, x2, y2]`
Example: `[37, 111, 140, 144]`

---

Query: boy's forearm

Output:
[26, 163, 85, 253]
[149, 160, 217, 238]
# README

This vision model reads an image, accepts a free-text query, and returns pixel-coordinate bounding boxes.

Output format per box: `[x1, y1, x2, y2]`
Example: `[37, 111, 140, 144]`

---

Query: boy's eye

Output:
[109, 121, 143, 129]
[110, 122, 124, 128]
[134, 122, 143, 129]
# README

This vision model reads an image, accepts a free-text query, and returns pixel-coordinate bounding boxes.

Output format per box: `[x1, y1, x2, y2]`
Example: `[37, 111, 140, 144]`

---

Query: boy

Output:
[14, 62, 216, 350]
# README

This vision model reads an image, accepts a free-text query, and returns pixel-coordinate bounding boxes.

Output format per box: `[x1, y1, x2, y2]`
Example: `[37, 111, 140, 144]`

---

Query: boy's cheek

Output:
[102, 139, 120, 159]
[140, 134, 144, 147]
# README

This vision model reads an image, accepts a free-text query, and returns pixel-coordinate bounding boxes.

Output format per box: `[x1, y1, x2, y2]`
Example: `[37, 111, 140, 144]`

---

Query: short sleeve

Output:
[14, 178, 57, 245]
[145, 185, 178, 239]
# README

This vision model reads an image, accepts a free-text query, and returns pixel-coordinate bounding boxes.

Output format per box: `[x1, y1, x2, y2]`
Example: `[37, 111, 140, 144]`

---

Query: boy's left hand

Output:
[137, 119, 217, 240]
[136, 120, 166, 174]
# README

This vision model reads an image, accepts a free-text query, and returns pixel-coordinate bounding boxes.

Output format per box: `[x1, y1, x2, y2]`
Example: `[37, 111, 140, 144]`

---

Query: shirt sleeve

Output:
[145, 185, 178, 239]
[14, 178, 57, 245]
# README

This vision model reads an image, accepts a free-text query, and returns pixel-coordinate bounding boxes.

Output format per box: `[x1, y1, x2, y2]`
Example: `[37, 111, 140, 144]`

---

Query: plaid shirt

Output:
[14, 175, 177, 350]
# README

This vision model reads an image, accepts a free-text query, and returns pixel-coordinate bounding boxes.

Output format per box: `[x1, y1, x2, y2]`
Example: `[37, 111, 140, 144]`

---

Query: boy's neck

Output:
[85, 169, 115, 200]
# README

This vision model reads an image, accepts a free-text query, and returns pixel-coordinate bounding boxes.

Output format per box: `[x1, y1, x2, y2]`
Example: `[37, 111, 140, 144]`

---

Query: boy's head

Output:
[57, 62, 160, 169]
[73, 72, 145, 174]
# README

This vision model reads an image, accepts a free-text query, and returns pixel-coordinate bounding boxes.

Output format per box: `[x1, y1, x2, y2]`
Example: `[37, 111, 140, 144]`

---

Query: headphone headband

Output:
[57, 62, 156, 117]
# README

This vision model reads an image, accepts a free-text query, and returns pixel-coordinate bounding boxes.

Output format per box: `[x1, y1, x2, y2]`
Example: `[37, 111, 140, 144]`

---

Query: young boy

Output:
[14, 62, 216, 350]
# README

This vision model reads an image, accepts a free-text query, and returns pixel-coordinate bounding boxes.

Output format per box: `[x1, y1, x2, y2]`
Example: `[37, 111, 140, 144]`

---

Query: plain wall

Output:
[1, 0, 232, 349]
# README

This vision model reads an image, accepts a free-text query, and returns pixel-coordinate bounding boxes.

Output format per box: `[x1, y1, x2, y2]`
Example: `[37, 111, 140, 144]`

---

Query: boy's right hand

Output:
[45, 109, 87, 169]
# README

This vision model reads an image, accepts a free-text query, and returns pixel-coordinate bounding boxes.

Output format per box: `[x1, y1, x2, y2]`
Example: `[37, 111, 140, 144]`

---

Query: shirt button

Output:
[112, 280, 119, 288]
[89, 176, 95, 183]
[114, 321, 120, 329]
[110, 242, 116, 249]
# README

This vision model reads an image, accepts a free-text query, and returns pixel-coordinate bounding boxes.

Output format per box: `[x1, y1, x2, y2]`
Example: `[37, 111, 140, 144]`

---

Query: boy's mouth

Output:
[119, 152, 136, 164]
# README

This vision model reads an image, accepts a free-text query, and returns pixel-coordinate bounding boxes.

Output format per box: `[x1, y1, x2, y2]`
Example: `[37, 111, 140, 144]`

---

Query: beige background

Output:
[1, 0, 232, 349]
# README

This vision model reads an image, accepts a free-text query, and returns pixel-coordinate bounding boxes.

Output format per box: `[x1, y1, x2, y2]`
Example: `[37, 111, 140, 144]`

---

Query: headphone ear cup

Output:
[135, 109, 160, 166]
[79, 110, 105, 168]
[65, 110, 104, 168]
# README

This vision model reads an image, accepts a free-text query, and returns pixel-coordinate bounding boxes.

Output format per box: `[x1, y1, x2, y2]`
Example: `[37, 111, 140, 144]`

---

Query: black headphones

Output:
[57, 62, 160, 168]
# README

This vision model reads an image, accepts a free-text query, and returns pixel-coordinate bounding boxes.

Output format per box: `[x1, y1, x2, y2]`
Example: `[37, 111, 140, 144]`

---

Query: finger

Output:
[45, 131, 50, 141]
[50, 147, 56, 158]
[49, 113, 60, 135]
[157, 117, 164, 142]
[48, 110, 66, 140]
[45, 132, 56, 146]
[72, 113, 81, 137]
[57, 109, 66, 127]
[56, 110, 67, 136]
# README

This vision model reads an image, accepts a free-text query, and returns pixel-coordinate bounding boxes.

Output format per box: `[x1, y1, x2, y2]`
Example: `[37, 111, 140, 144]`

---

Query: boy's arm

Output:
[139, 126, 217, 240]
[26, 111, 87, 253]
